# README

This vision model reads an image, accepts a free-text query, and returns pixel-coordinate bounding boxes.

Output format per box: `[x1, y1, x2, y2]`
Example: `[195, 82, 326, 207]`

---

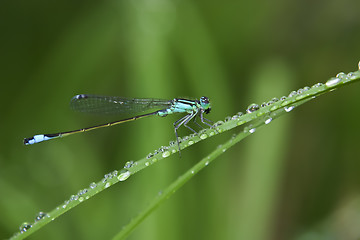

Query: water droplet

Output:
[260, 102, 266, 108]
[246, 103, 260, 113]
[284, 106, 294, 112]
[347, 72, 355, 80]
[199, 129, 207, 134]
[89, 182, 97, 189]
[145, 161, 150, 166]
[237, 112, 244, 117]
[303, 86, 310, 91]
[182, 136, 189, 141]
[312, 83, 323, 88]
[266, 100, 273, 106]
[188, 140, 194, 145]
[158, 146, 168, 152]
[231, 114, 239, 120]
[146, 153, 154, 159]
[205, 161, 209, 166]
[78, 188, 88, 196]
[70, 194, 79, 201]
[288, 90, 298, 97]
[102, 173, 112, 182]
[19, 223, 32, 233]
[296, 88, 304, 94]
[191, 170, 195, 174]
[336, 72, 347, 79]
[249, 128, 256, 133]
[117, 170, 131, 181]
[78, 197, 84, 202]
[325, 77, 341, 87]
[35, 212, 48, 222]
[358, 61, 360, 70]
[200, 133, 208, 139]
[169, 140, 176, 146]
[124, 161, 134, 168]
[224, 116, 232, 122]
[105, 182, 111, 188]
[265, 117, 273, 124]
[162, 151, 171, 158]
[213, 120, 224, 127]
[112, 170, 118, 177]
[280, 96, 287, 100]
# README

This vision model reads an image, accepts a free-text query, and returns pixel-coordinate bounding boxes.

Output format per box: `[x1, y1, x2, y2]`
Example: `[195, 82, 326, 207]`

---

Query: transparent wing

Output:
[70, 94, 172, 115]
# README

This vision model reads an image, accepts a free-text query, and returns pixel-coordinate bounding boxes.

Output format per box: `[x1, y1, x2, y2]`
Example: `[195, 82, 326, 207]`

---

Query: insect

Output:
[24, 94, 213, 152]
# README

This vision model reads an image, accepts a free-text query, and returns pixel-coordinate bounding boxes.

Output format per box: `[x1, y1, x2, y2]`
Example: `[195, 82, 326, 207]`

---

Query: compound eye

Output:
[200, 96, 209, 104]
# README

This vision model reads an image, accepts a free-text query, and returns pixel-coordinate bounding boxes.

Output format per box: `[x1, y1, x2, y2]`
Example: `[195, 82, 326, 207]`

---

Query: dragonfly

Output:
[24, 94, 213, 152]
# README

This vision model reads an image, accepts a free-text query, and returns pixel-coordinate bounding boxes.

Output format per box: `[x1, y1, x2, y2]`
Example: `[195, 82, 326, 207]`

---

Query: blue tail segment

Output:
[24, 134, 59, 145]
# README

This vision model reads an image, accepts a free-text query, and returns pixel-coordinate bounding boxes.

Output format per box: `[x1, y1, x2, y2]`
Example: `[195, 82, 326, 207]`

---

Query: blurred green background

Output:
[1, 0, 360, 239]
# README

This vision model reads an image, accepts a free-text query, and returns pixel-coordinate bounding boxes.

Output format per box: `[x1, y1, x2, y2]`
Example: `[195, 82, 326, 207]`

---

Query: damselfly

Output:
[24, 94, 213, 152]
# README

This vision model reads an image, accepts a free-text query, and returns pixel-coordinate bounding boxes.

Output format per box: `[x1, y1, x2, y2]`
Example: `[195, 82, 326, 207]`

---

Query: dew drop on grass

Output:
[284, 106, 294, 112]
[288, 90, 297, 97]
[237, 112, 244, 117]
[246, 103, 260, 113]
[312, 83, 323, 88]
[336, 72, 347, 80]
[117, 170, 131, 181]
[200, 133, 208, 139]
[19, 223, 32, 233]
[124, 161, 134, 169]
[162, 151, 170, 158]
[35, 212, 48, 222]
[213, 120, 224, 127]
[265, 117, 273, 124]
[112, 170, 118, 177]
[325, 77, 341, 87]
[224, 116, 232, 122]
[89, 182, 97, 189]
[231, 114, 239, 120]
[347, 72, 355, 80]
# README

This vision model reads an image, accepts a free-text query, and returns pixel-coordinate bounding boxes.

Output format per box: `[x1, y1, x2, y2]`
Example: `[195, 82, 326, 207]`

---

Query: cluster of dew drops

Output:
[223, 66, 359, 135]
[13, 168, 133, 238]
[13, 212, 49, 237]
[144, 65, 360, 160]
